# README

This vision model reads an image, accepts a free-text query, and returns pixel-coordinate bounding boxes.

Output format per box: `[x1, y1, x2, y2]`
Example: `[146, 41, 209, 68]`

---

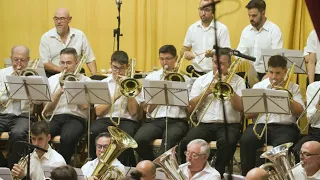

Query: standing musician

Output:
[0, 45, 31, 168]
[42, 47, 91, 164]
[237, 0, 283, 80]
[240, 55, 305, 176]
[179, 48, 245, 178]
[11, 121, 66, 180]
[304, 30, 320, 83]
[39, 8, 97, 77]
[180, 0, 231, 77]
[134, 45, 190, 160]
[90, 51, 142, 166]
[82, 132, 125, 179]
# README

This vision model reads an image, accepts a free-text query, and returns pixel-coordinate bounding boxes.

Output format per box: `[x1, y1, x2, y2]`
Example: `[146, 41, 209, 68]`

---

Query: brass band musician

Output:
[304, 30, 320, 83]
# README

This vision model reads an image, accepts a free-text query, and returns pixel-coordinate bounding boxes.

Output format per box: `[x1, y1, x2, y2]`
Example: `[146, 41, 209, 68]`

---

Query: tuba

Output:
[259, 142, 295, 180]
[91, 126, 138, 180]
[19, 58, 40, 76]
[253, 63, 295, 139]
[153, 145, 188, 180]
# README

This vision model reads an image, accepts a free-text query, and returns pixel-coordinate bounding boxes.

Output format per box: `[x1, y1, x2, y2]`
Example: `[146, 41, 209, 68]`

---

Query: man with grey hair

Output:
[179, 139, 220, 179]
[0, 45, 32, 168]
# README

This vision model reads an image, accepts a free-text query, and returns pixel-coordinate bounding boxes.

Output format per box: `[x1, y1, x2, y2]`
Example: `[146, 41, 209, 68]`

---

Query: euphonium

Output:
[91, 126, 138, 180]
[59, 54, 87, 87]
[259, 142, 295, 180]
[19, 58, 40, 76]
[153, 145, 188, 180]
[253, 63, 295, 139]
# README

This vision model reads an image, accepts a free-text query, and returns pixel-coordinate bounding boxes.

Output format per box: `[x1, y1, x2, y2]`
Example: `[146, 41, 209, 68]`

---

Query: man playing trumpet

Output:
[240, 55, 305, 176]
[179, 48, 245, 178]
[42, 47, 91, 164]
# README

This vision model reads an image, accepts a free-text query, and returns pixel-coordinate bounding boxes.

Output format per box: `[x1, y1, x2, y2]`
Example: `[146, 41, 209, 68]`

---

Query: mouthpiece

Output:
[186, 65, 194, 73]
[164, 65, 169, 70]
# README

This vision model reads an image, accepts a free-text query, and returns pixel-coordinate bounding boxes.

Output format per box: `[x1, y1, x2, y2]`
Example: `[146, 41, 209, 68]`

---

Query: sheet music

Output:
[143, 80, 189, 107]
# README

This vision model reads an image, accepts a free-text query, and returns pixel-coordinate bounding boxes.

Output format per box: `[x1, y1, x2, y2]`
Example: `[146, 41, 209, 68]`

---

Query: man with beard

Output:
[237, 0, 283, 80]
[292, 141, 320, 179]
[39, 8, 97, 77]
[180, 0, 231, 76]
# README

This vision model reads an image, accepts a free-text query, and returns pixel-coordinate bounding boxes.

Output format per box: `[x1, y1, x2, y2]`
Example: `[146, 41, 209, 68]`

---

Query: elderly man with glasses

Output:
[179, 139, 220, 180]
[292, 141, 320, 179]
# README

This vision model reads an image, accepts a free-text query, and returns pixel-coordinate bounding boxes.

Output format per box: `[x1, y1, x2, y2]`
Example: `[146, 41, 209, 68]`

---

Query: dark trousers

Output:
[240, 124, 299, 176]
[90, 117, 139, 166]
[179, 122, 241, 177]
[134, 118, 188, 161]
[292, 126, 320, 161]
[50, 114, 86, 164]
[0, 114, 30, 168]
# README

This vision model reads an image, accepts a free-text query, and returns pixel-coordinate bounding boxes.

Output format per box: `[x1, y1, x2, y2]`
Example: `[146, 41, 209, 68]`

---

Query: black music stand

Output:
[143, 80, 189, 151]
[63, 81, 112, 162]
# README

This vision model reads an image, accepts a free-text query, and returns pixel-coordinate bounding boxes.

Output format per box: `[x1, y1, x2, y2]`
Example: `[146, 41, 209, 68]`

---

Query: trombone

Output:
[252, 63, 295, 139]
[109, 58, 142, 126]
[189, 58, 241, 127]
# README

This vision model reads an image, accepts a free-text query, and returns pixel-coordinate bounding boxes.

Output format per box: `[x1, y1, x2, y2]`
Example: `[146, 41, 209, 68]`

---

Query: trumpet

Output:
[253, 63, 295, 139]
[189, 58, 241, 127]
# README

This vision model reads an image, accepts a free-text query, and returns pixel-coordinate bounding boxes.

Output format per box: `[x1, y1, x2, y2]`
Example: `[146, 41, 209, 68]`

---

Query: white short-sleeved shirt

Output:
[0, 66, 30, 115]
[306, 81, 320, 128]
[237, 20, 283, 73]
[81, 158, 125, 178]
[183, 20, 231, 72]
[292, 163, 320, 180]
[189, 71, 246, 123]
[179, 162, 221, 180]
[143, 69, 192, 119]
[96, 76, 144, 121]
[47, 73, 92, 119]
[253, 78, 305, 124]
[39, 27, 95, 66]
[304, 30, 320, 74]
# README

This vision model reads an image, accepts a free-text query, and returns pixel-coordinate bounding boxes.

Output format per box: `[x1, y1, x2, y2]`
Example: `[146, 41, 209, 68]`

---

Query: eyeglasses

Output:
[184, 151, 205, 159]
[59, 61, 74, 66]
[299, 151, 320, 158]
[53, 16, 69, 21]
[111, 65, 127, 71]
[12, 58, 28, 64]
[198, 7, 213, 13]
[159, 56, 175, 61]
[96, 144, 108, 150]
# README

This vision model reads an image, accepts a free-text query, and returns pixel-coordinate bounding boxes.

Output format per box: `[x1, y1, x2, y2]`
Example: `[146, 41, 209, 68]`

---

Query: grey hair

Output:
[187, 139, 210, 157]
[11, 45, 30, 57]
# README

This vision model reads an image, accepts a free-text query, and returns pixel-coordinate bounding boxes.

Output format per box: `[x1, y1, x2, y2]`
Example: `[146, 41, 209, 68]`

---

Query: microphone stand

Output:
[113, 1, 123, 51]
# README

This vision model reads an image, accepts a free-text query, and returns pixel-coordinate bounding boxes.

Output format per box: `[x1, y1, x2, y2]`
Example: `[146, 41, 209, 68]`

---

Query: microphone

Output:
[213, 45, 256, 62]
[115, 0, 122, 8]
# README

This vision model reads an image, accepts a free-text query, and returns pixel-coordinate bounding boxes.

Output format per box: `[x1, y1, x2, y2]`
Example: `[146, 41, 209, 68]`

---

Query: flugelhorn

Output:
[253, 63, 295, 139]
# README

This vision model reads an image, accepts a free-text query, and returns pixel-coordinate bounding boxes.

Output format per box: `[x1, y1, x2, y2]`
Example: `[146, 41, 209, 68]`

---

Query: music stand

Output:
[261, 48, 307, 74]
[0, 167, 12, 180]
[63, 81, 112, 162]
[143, 80, 189, 151]
[242, 88, 291, 157]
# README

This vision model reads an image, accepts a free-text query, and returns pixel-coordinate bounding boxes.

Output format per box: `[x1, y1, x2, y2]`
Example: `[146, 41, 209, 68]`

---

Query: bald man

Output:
[292, 141, 320, 179]
[40, 8, 97, 77]
[135, 160, 156, 180]
[0, 45, 32, 168]
[246, 168, 269, 180]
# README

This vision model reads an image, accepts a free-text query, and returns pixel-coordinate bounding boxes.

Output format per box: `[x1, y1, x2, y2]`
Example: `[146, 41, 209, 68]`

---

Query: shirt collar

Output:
[34, 145, 52, 160]
[196, 20, 215, 29]
[250, 19, 271, 32]
[49, 27, 76, 39]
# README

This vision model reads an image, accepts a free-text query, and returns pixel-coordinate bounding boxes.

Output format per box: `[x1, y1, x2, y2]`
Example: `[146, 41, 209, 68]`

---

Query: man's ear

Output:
[47, 134, 51, 142]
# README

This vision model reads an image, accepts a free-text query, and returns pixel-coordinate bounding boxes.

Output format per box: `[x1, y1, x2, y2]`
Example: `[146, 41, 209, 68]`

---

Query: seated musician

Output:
[81, 132, 125, 179]
[134, 44, 190, 160]
[293, 80, 320, 157]
[90, 50, 142, 166]
[50, 165, 78, 180]
[42, 47, 91, 164]
[179, 48, 245, 177]
[11, 121, 66, 180]
[0, 45, 33, 168]
[240, 55, 305, 176]
[246, 168, 269, 180]
[179, 139, 220, 180]
[292, 141, 320, 179]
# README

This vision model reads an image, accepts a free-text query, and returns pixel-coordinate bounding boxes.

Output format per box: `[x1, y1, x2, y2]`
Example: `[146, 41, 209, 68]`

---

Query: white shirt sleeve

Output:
[218, 26, 231, 48]
[237, 29, 249, 55]
[80, 33, 96, 63]
[183, 26, 194, 48]
[306, 82, 320, 121]
[270, 27, 283, 49]
[304, 30, 317, 55]
[39, 34, 51, 63]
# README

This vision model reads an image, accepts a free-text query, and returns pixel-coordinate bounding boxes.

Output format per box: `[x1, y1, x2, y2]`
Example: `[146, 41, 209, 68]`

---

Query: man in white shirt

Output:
[11, 120, 66, 180]
[81, 132, 125, 179]
[90, 51, 142, 166]
[39, 8, 97, 77]
[42, 47, 91, 164]
[179, 48, 245, 178]
[293, 80, 320, 159]
[292, 141, 320, 179]
[240, 55, 305, 176]
[237, 0, 283, 80]
[304, 30, 320, 83]
[179, 139, 220, 180]
[0, 45, 32, 168]
[134, 45, 189, 161]
[180, 0, 231, 76]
